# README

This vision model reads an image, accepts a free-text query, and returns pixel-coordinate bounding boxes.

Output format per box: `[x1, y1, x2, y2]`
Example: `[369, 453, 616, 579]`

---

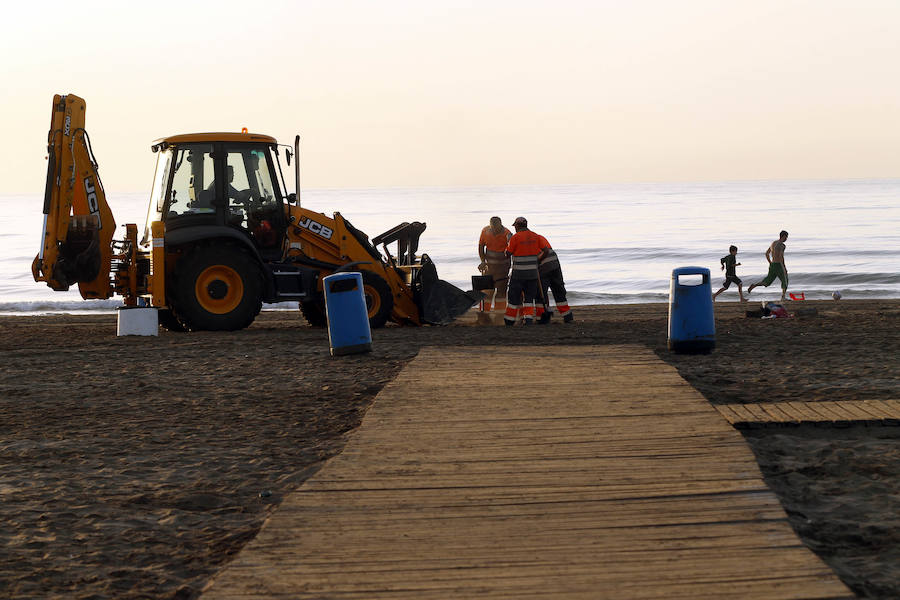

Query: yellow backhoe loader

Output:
[33, 94, 480, 331]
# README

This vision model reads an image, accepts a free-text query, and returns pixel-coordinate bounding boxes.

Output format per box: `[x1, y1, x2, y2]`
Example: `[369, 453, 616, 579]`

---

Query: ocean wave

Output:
[791, 272, 900, 285]
[565, 290, 670, 305]
[0, 299, 123, 315]
[1, 289, 898, 315]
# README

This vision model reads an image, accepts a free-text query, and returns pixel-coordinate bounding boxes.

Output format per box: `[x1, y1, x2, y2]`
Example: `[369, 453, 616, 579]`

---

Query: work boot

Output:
[522, 319, 532, 326]
[505, 319, 514, 327]
[563, 312, 574, 323]
[538, 311, 552, 324]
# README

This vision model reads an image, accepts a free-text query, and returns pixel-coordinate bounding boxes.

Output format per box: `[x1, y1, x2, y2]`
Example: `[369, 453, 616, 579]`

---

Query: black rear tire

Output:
[173, 246, 262, 331]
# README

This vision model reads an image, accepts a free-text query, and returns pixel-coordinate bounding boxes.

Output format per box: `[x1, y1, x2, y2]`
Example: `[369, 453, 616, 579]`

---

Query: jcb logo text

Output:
[297, 217, 333, 240]
[84, 177, 103, 229]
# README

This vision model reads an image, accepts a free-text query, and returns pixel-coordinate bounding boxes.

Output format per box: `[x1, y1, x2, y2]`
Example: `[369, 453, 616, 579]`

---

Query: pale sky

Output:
[2, 0, 899, 193]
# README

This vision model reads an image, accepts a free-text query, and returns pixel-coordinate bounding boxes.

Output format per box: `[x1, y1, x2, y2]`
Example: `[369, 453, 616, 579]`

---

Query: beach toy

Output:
[668, 267, 715, 354]
[789, 292, 805, 301]
[323, 272, 372, 356]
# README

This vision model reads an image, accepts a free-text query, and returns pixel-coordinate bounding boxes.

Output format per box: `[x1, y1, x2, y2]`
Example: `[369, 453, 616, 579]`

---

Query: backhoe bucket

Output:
[415, 255, 483, 325]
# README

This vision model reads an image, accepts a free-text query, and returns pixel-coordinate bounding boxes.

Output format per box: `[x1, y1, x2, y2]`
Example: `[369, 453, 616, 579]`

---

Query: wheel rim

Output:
[363, 284, 382, 317]
[195, 265, 244, 314]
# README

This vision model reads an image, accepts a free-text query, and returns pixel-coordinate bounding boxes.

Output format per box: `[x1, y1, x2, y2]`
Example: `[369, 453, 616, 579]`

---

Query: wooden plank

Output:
[713, 404, 742, 424]
[720, 400, 900, 424]
[833, 401, 878, 421]
[801, 402, 844, 422]
[775, 401, 809, 422]
[753, 403, 787, 423]
[854, 400, 892, 420]
[741, 403, 773, 423]
[718, 404, 755, 424]
[786, 401, 822, 422]
[819, 401, 859, 421]
[202, 346, 849, 600]
[761, 403, 800, 423]
[867, 400, 898, 419]
[867, 399, 900, 421]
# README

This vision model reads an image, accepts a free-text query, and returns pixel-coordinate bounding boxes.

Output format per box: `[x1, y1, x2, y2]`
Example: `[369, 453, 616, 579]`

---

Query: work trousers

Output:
[538, 268, 568, 309]
[505, 277, 538, 324]
[483, 259, 510, 311]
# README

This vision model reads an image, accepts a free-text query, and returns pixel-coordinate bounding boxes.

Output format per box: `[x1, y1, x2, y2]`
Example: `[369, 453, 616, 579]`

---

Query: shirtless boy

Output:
[747, 230, 789, 301]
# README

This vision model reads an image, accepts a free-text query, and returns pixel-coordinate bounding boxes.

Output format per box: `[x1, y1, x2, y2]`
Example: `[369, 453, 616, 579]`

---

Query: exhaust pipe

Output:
[294, 134, 301, 210]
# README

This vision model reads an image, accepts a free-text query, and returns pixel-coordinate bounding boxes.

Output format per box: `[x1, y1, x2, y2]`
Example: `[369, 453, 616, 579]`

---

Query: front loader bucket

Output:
[416, 255, 484, 325]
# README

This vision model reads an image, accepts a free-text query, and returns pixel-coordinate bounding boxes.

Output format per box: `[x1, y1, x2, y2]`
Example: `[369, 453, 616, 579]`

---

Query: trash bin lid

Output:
[672, 266, 710, 277]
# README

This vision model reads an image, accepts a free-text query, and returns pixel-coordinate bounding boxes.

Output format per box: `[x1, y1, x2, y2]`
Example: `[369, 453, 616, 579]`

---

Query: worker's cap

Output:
[512, 216, 527, 227]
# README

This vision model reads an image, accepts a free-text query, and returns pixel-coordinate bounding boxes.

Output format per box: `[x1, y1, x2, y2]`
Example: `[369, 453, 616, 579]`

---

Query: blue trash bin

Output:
[668, 266, 715, 354]
[323, 272, 372, 356]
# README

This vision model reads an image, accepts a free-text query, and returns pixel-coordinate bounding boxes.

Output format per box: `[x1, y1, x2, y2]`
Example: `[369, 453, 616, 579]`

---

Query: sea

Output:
[2, 179, 899, 315]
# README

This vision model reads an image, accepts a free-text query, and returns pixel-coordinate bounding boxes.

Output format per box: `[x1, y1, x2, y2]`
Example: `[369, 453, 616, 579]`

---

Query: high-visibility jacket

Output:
[506, 229, 550, 281]
[479, 226, 512, 253]
[538, 239, 560, 275]
[480, 226, 512, 268]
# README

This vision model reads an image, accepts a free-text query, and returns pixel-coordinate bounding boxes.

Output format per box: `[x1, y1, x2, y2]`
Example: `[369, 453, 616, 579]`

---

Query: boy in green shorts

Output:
[747, 230, 789, 301]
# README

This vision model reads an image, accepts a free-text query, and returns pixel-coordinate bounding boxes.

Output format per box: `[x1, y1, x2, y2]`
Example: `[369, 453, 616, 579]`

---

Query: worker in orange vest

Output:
[504, 216, 551, 326]
[536, 238, 574, 323]
[477, 216, 512, 313]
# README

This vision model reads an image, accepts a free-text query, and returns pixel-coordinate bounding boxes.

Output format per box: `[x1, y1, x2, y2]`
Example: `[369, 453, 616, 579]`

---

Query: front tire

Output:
[174, 246, 262, 331]
[361, 270, 393, 329]
[299, 297, 327, 327]
[301, 271, 394, 329]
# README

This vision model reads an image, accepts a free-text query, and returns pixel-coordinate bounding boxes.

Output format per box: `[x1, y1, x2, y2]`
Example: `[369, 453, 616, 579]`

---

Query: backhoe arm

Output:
[32, 94, 116, 298]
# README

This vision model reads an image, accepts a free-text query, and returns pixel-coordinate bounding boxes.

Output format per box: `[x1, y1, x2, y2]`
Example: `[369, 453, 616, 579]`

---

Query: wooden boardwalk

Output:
[716, 400, 900, 426]
[203, 346, 850, 600]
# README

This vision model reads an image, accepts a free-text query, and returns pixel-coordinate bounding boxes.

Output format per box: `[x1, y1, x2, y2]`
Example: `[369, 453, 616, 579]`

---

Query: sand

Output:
[0, 298, 897, 599]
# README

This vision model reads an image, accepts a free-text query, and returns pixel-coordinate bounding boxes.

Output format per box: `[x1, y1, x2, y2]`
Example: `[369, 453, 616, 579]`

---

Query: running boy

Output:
[712, 245, 745, 301]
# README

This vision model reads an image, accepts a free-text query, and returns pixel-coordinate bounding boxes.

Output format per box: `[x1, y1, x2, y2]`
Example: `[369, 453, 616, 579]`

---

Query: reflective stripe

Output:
[504, 304, 519, 321]
[539, 249, 559, 273]
[511, 255, 538, 277]
[557, 303, 570, 315]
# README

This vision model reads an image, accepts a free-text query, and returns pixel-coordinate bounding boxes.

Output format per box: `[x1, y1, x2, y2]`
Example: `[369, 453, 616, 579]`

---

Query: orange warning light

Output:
[241, 127, 248, 134]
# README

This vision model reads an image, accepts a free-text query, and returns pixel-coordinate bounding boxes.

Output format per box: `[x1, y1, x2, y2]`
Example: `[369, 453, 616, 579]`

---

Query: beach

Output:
[1, 299, 898, 599]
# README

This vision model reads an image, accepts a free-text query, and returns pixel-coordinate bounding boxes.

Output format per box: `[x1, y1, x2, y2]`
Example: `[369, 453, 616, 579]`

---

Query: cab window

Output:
[224, 148, 282, 249]
[142, 148, 172, 242]
[167, 144, 215, 216]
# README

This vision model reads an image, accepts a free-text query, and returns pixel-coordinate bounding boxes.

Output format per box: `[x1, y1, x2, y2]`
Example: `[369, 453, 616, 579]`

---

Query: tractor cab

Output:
[144, 133, 288, 259]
